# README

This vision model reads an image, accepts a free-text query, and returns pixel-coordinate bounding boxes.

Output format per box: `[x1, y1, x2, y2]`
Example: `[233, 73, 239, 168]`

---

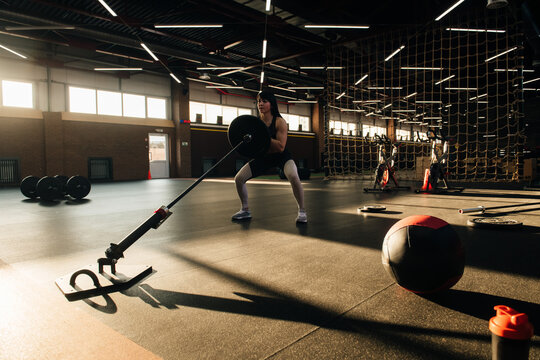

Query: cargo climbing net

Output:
[323, 7, 527, 182]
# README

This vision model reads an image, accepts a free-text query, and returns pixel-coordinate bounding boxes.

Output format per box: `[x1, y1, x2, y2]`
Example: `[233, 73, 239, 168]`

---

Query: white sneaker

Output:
[232, 209, 251, 220]
[296, 210, 307, 223]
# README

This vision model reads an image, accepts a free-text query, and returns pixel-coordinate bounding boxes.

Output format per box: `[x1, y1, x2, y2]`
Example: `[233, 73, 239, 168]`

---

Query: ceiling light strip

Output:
[140, 43, 158, 61]
[523, 77, 540, 85]
[384, 45, 405, 62]
[485, 47, 518, 63]
[435, 74, 455, 85]
[196, 67, 244, 70]
[401, 67, 443, 70]
[435, 0, 465, 21]
[269, 85, 296, 93]
[288, 86, 324, 90]
[304, 25, 369, 29]
[154, 24, 223, 28]
[404, 92, 418, 99]
[262, 40, 267, 59]
[170, 73, 181, 83]
[446, 27, 505, 33]
[0, 44, 27, 59]
[94, 67, 142, 71]
[98, 0, 117, 17]
[354, 74, 368, 85]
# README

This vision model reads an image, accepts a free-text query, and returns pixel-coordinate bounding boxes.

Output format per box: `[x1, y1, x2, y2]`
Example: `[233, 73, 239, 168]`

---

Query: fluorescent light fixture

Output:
[340, 109, 365, 112]
[477, 101, 488, 104]
[206, 85, 243, 89]
[94, 67, 142, 71]
[392, 109, 416, 112]
[352, 100, 381, 103]
[485, 47, 518, 62]
[262, 39, 267, 58]
[523, 77, 540, 85]
[299, 66, 344, 70]
[483, 134, 496, 138]
[354, 74, 368, 85]
[435, 0, 465, 21]
[288, 86, 324, 89]
[523, 88, 540, 91]
[154, 24, 223, 28]
[223, 40, 243, 50]
[170, 73, 181, 83]
[266, 0, 271, 11]
[275, 94, 297, 100]
[336, 92, 346, 100]
[404, 92, 417, 99]
[98, 0, 117, 17]
[288, 100, 317, 103]
[401, 67, 443, 70]
[416, 100, 442, 103]
[384, 45, 405, 62]
[140, 43, 159, 61]
[0, 44, 27, 59]
[367, 86, 402, 90]
[304, 25, 369, 29]
[495, 68, 535, 72]
[382, 104, 392, 109]
[435, 74, 455, 85]
[446, 27, 505, 33]
[469, 93, 487, 100]
[269, 85, 296, 93]
[260, 71, 265, 84]
[5, 25, 76, 30]
[96, 49, 154, 63]
[424, 117, 443, 120]
[196, 66, 244, 70]
[445, 87, 478, 91]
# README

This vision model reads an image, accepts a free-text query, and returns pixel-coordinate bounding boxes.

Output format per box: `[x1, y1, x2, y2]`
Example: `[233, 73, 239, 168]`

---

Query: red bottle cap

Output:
[489, 305, 534, 340]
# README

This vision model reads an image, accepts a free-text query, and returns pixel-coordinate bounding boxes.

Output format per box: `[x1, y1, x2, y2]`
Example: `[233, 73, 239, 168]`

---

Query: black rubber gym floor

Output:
[1, 178, 539, 359]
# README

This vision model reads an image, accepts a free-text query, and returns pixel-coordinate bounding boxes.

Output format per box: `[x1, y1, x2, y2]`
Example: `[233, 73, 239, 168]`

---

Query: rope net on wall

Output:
[324, 7, 526, 182]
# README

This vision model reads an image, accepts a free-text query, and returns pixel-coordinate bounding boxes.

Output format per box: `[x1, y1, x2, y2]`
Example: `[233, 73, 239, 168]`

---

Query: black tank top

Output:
[267, 115, 277, 139]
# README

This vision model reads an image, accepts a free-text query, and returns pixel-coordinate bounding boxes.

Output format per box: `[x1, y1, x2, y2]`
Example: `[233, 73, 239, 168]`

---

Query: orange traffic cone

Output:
[148, 169, 152, 179]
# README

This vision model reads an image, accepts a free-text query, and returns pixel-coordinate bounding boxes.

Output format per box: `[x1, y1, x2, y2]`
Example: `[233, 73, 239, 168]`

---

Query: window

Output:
[97, 90, 122, 116]
[69, 86, 96, 114]
[222, 106, 237, 126]
[298, 116, 310, 132]
[286, 114, 299, 131]
[362, 124, 386, 138]
[190, 101, 205, 122]
[123, 93, 145, 118]
[68, 86, 168, 119]
[189, 101, 253, 124]
[2, 80, 33, 108]
[414, 131, 428, 141]
[396, 129, 411, 141]
[206, 104, 221, 124]
[347, 122, 357, 136]
[147, 97, 166, 119]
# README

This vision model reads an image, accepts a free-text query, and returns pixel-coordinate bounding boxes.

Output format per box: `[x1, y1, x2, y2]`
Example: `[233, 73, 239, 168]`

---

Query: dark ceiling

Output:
[0, 0, 539, 102]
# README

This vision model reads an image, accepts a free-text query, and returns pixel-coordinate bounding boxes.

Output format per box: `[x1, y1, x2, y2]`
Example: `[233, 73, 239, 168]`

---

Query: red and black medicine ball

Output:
[381, 215, 465, 294]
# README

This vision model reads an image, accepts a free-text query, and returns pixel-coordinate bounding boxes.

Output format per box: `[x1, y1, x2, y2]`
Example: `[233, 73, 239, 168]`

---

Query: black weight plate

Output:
[228, 115, 271, 158]
[66, 175, 91, 199]
[54, 175, 69, 193]
[359, 205, 387, 212]
[20, 175, 39, 198]
[467, 217, 522, 229]
[36, 176, 62, 201]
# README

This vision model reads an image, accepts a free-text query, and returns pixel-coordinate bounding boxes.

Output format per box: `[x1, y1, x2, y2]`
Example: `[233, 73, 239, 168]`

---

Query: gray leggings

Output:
[234, 159, 305, 211]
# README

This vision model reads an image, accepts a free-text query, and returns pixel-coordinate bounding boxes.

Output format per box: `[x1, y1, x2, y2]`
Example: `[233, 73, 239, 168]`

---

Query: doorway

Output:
[148, 133, 169, 178]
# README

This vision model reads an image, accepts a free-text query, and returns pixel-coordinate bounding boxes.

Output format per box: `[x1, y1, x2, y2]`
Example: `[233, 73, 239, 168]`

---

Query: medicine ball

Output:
[381, 215, 465, 294]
